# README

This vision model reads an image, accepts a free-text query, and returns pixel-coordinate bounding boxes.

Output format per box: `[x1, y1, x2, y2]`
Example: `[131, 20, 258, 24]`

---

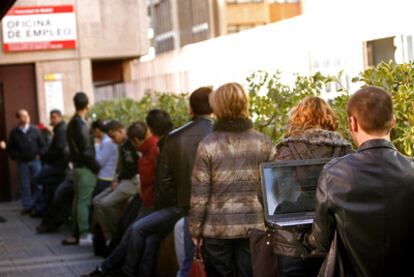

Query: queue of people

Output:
[0, 83, 413, 277]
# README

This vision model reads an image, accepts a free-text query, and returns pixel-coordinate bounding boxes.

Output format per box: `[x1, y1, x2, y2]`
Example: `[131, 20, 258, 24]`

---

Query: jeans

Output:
[276, 255, 325, 277]
[101, 205, 155, 274]
[203, 238, 252, 277]
[17, 160, 42, 209]
[174, 217, 195, 277]
[93, 179, 137, 241]
[122, 207, 183, 276]
[72, 167, 96, 235]
[41, 173, 74, 228]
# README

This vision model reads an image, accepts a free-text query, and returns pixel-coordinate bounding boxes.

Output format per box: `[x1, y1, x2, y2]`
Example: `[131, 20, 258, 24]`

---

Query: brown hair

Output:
[286, 96, 338, 137]
[209, 82, 250, 119]
[347, 86, 394, 134]
[190, 86, 213, 116]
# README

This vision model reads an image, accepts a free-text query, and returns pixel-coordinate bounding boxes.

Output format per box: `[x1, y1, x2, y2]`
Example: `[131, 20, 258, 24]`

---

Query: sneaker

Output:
[79, 233, 94, 246]
[80, 267, 104, 277]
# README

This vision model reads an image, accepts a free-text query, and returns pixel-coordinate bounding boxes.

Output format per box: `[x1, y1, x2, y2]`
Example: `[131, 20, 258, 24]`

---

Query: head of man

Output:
[127, 121, 150, 150]
[106, 120, 126, 145]
[16, 109, 30, 126]
[73, 92, 89, 114]
[92, 120, 107, 140]
[49, 109, 63, 127]
[346, 86, 395, 147]
[145, 109, 173, 138]
[189, 86, 213, 117]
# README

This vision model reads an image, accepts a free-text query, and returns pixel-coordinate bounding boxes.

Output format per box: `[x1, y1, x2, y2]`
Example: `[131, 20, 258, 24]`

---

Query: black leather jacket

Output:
[66, 115, 100, 173]
[156, 116, 214, 211]
[43, 121, 69, 170]
[308, 139, 414, 276]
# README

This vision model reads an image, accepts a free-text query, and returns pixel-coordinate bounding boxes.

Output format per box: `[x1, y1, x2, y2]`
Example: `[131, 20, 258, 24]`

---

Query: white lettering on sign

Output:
[2, 5, 77, 52]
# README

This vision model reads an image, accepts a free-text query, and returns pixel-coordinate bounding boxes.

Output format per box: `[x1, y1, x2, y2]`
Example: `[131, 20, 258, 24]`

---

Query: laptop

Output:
[260, 158, 332, 227]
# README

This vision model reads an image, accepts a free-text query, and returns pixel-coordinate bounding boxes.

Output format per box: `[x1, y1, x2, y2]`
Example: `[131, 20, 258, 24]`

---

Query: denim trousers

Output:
[102, 207, 183, 276]
[203, 238, 252, 277]
[101, 205, 155, 273]
[17, 160, 42, 209]
[174, 216, 195, 277]
[122, 207, 183, 276]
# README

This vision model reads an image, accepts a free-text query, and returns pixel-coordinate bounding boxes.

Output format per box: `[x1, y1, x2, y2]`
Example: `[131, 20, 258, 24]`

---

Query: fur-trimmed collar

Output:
[279, 128, 351, 147]
[214, 118, 253, 132]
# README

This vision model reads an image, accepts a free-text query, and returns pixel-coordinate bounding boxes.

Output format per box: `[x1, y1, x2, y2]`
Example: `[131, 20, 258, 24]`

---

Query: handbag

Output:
[249, 228, 277, 277]
[188, 242, 207, 277]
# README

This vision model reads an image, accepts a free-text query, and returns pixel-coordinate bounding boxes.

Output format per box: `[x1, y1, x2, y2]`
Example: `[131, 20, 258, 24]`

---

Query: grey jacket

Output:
[189, 118, 275, 239]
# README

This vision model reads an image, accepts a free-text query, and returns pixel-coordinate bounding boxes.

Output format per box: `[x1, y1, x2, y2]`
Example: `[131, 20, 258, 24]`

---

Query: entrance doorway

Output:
[0, 64, 37, 202]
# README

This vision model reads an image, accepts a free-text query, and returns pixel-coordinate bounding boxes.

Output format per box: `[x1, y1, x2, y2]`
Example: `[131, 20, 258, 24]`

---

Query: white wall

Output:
[134, 0, 414, 94]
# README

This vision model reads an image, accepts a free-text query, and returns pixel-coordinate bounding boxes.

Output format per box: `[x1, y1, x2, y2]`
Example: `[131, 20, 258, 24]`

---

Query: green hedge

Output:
[91, 61, 414, 156]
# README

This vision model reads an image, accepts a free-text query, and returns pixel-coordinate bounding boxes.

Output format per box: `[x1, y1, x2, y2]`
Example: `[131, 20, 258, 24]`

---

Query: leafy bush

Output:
[353, 61, 414, 155]
[246, 70, 346, 143]
[91, 61, 414, 155]
[90, 92, 189, 129]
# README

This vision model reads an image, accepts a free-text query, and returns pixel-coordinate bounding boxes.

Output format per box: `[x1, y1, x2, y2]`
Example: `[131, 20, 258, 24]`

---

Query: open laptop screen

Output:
[261, 158, 332, 223]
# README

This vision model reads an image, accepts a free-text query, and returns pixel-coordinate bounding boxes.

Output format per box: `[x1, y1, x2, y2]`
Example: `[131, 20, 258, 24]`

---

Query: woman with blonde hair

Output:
[189, 82, 275, 277]
[273, 96, 352, 277]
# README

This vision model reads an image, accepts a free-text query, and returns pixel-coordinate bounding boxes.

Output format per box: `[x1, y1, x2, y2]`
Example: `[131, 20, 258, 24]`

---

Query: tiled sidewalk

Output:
[0, 202, 102, 277]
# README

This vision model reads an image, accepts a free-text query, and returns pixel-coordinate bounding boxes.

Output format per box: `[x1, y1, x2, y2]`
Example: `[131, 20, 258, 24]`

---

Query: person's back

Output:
[323, 141, 414, 276]
[157, 116, 214, 210]
[307, 86, 414, 277]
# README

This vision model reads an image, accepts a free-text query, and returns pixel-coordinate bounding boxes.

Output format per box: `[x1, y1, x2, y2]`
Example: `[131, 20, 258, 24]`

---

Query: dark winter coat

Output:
[43, 121, 68, 170]
[7, 124, 47, 162]
[272, 128, 352, 257]
[189, 118, 275, 239]
[116, 139, 139, 181]
[156, 116, 214, 211]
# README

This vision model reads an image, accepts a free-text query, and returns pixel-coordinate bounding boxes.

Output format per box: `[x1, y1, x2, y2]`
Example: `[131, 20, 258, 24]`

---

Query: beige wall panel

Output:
[226, 3, 269, 25]
[77, 0, 149, 59]
[35, 58, 93, 123]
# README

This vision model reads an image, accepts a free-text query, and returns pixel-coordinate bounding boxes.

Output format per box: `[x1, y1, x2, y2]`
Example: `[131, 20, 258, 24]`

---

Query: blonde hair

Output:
[285, 96, 338, 137]
[209, 82, 250, 119]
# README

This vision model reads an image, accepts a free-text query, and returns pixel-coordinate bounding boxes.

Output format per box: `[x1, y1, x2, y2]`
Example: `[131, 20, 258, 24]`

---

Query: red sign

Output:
[2, 5, 77, 52]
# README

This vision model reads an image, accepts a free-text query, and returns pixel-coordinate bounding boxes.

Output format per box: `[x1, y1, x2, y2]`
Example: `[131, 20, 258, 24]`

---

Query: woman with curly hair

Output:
[273, 96, 353, 277]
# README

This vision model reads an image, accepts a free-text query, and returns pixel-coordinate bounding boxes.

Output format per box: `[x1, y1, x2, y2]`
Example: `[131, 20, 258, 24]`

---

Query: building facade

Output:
[149, 0, 302, 54]
[0, 0, 149, 201]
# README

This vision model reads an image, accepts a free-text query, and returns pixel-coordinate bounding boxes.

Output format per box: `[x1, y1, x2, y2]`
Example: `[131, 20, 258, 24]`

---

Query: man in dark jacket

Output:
[35, 109, 69, 230]
[167, 87, 214, 277]
[65, 92, 100, 246]
[6, 109, 47, 214]
[306, 87, 414, 276]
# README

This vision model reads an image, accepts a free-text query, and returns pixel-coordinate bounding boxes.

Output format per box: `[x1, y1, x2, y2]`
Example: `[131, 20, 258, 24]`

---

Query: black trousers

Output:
[41, 172, 74, 228]
[203, 238, 252, 277]
[276, 255, 324, 277]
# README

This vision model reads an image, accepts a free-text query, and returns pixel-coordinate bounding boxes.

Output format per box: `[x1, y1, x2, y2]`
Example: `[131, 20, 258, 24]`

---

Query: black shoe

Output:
[21, 208, 32, 215]
[36, 224, 58, 234]
[30, 209, 43, 218]
[0, 216, 6, 223]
